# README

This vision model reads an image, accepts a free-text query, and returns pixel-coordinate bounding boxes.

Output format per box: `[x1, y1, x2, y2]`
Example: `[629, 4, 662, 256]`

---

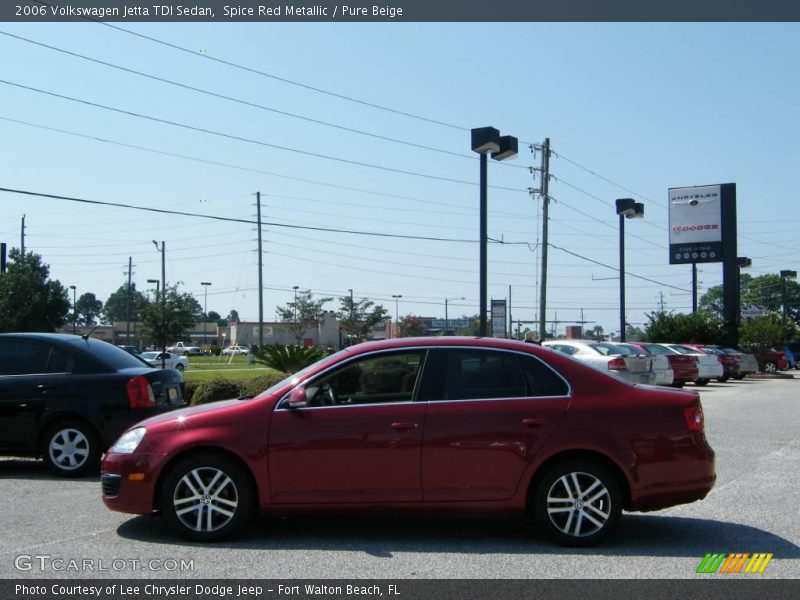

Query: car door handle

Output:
[522, 418, 549, 428]
[391, 421, 419, 431]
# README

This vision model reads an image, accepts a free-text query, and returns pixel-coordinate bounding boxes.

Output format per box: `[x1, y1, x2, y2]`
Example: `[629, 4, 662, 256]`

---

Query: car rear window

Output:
[644, 344, 670, 355]
[590, 342, 627, 356]
[69, 338, 150, 370]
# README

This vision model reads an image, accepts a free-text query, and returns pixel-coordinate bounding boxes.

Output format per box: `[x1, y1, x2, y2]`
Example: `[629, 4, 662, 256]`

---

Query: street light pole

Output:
[293, 285, 300, 322]
[615, 199, 644, 342]
[152, 241, 166, 368]
[391, 294, 402, 337]
[780, 270, 797, 346]
[69, 285, 76, 334]
[471, 127, 518, 337]
[201, 282, 212, 348]
[444, 297, 465, 336]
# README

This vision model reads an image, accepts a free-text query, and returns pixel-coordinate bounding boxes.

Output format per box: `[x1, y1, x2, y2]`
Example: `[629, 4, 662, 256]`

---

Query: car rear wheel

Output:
[160, 453, 254, 541]
[694, 379, 709, 386]
[764, 361, 777, 374]
[670, 382, 685, 388]
[175, 363, 185, 372]
[533, 460, 622, 546]
[717, 376, 729, 383]
[733, 374, 745, 380]
[42, 421, 100, 477]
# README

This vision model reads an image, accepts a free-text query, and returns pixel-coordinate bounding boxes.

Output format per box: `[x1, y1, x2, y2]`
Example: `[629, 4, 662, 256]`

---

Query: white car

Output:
[664, 344, 723, 386]
[616, 343, 674, 386]
[542, 340, 656, 385]
[139, 351, 188, 372]
[221, 345, 249, 355]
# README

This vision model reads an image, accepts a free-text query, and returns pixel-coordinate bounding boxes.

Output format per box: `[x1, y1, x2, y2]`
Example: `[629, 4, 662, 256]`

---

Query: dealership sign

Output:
[668, 185, 723, 264]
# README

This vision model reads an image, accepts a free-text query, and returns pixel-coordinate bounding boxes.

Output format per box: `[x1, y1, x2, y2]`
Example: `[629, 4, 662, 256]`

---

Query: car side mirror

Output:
[287, 387, 307, 409]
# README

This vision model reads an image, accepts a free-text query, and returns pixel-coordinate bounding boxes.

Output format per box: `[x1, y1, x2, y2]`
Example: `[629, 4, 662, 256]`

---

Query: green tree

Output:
[75, 292, 103, 326]
[643, 310, 723, 345]
[701, 273, 800, 323]
[206, 310, 222, 323]
[455, 314, 481, 336]
[337, 296, 388, 341]
[398, 315, 426, 337]
[275, 292, 333, 344]
[0, 249, 70, 332]
[741, 314, 798, 351]
[103, 283, 149, 324]
[226, 309, 240, 323]
[140, 284, 200, 351]
[585, 325, 606, 341]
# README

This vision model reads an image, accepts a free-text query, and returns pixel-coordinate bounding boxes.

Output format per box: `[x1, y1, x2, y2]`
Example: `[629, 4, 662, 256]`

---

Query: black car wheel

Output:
[161, 453, 254, 542]
[764, 361, 778, 374]
[694, 379, 709, 386]
[175, 363, 185, 372]
[717, 376, 729, 383]
[533, 460, 622, 546]
[42, 421, 100, 477]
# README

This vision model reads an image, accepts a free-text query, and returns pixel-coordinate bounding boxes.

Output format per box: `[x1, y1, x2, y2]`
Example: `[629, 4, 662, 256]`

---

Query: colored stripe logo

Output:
[696, 553, 773, 574]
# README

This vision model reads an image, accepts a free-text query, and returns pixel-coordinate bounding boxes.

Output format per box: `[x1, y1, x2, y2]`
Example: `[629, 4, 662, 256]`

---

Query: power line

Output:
[0, 115, 527, 215]
[0, 78, 525, 191]
[0, 30, 530, 167]
[0, 186, 485, 243]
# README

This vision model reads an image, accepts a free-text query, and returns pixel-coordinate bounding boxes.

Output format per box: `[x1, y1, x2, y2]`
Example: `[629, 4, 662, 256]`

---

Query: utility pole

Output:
[691, 263, 698, 313]
[20, 214, 25, 257]
[125, 257, 133, 342]
[256, 192, 264, 347]
[658, 291, 666, 312]
[508, 285, 512, 339]
[536, 139, 551, 342]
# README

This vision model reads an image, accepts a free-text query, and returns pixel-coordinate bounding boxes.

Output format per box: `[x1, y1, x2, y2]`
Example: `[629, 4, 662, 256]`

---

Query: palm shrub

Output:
[190, 379, 241, 406]
[254, 344, 324, 372]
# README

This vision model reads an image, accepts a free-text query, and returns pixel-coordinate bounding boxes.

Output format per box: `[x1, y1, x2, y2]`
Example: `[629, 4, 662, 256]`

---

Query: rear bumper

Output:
[629, 437, 716, 512]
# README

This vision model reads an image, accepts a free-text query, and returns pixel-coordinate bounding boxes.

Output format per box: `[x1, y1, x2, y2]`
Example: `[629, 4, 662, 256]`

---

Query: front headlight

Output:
[111, 427, 146, 454]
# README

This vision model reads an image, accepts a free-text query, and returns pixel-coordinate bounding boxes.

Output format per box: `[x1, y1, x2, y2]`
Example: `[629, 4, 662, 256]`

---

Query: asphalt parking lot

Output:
[1, 377, 798, 580]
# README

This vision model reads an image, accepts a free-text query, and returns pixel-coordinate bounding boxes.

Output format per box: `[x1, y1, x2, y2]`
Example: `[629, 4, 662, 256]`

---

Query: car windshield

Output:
[589, 342, 627, 356]
[615, 344, 646, 356]
[669, 345, 697, 355]
[140, 352, 158, 360]
[644, 344, 671, 355]
[68, 338, 151, 369]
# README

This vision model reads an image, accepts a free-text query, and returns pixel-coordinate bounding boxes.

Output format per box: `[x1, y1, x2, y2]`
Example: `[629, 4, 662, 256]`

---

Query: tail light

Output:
[684, 404, 705, 433]
[608, 356, 627, 371]
[127, 375, 155, 408]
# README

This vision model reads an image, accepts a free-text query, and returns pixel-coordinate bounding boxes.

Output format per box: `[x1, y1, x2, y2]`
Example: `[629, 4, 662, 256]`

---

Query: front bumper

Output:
[101, 451, 168, 515]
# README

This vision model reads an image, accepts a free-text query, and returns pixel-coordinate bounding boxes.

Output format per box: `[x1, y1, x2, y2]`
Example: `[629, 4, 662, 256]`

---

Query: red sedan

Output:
[102, 337, 715, 546]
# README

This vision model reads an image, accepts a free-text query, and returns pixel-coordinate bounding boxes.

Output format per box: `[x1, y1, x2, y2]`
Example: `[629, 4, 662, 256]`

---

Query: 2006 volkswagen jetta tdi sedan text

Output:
[101, 337, 715, 546]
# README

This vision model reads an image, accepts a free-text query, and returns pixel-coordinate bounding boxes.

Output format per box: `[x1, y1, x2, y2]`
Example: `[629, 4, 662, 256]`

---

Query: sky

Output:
[1, 21, 798, 335]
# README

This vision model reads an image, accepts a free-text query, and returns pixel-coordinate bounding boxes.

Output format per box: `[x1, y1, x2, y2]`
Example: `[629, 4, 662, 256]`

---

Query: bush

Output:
[255, 344, 324, 372]
[190, 379, 242, 406]
[209, 345, 221, 356]
[238, 372, 292, 399]
[644, 310, 723, 344]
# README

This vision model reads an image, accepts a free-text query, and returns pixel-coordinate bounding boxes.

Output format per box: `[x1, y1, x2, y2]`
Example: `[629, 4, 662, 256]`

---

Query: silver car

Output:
[542, 340, 656, 385]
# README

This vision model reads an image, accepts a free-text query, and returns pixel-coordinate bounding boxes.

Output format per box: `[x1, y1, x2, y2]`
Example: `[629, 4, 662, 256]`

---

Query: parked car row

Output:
[541, 339, 780, 387]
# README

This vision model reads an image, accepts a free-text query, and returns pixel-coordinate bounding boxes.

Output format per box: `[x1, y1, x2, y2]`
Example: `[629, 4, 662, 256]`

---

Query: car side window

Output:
[47, 348, 74, 373]
[519, 355, 569, 397]
[0, 340, 51, 375]
[303, 351, 425, 407]
[551, 344, 577, 356]
[426, 349, 527, 401]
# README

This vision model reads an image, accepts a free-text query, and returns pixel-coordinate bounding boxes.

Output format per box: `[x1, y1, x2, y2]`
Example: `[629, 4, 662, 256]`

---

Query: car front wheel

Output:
[42, 421, 99, 477]
[694, 379, 709, 386]
[764, 361, 777, 374]
[160, 453, 254, 541]
[533, 460, 622, 546]
[175, 363, 185, 372]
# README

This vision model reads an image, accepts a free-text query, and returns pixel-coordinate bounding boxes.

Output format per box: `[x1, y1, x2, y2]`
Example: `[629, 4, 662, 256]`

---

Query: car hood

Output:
[134, 398, 257, 430]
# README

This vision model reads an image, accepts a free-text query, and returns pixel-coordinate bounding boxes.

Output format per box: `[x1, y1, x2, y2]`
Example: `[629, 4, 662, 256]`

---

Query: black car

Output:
[0, 333, 185, 476]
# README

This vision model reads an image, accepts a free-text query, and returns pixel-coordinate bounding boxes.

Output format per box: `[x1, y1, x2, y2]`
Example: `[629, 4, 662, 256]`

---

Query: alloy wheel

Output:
[545, 471, 612, 538]
[173, 467, 239, 533]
